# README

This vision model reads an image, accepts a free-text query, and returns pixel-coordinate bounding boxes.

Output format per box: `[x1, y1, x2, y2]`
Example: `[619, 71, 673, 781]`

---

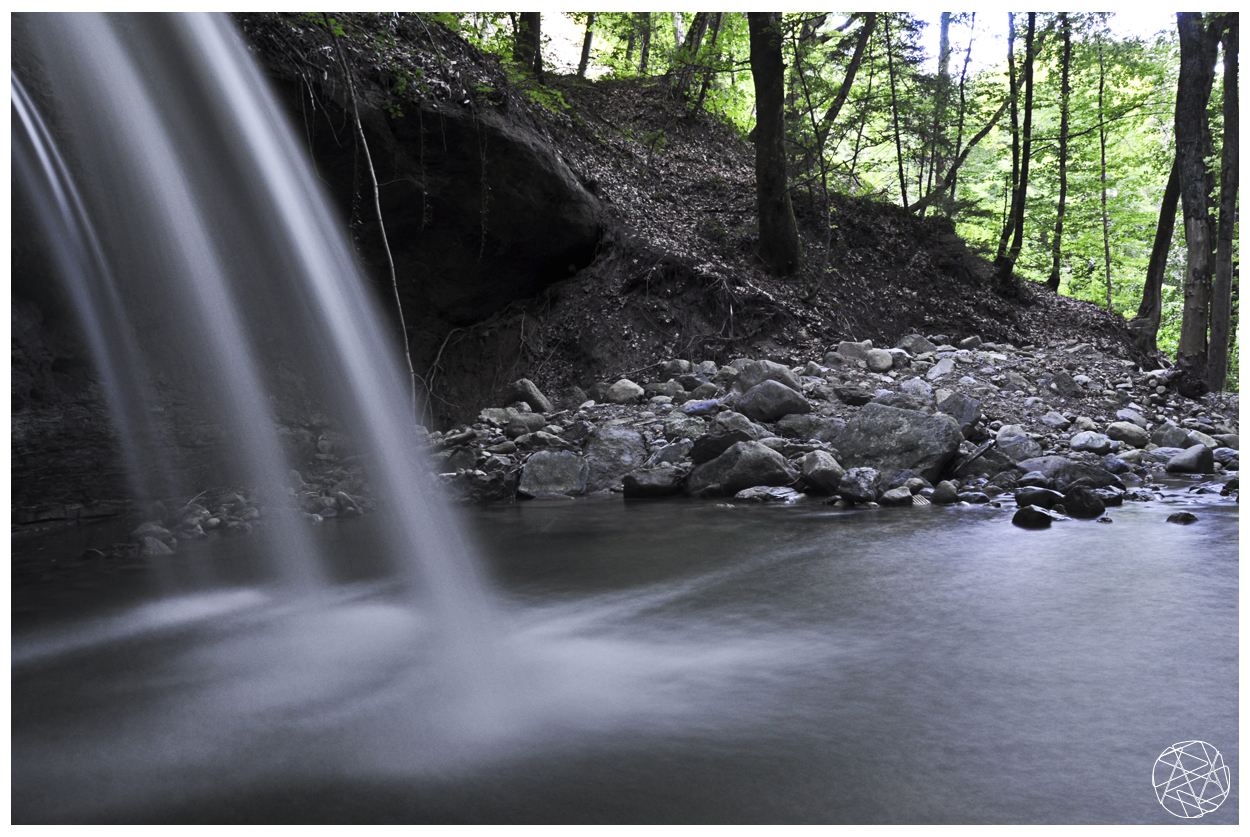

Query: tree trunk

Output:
[672, 12, 684, 58]
[1208, 15, 1238, 391]
[748, 12, 801, 276]
[1098, 37, 1113, 309]
[515, 12, 542, 79]
[922, 12, 952, 214]
[692, 13, 724, 115]
[638, 13, 652, 76]
[996, 13, 1020, 262]
[1047, 12, 1071, 292]
[577, 13, 595, 78]
[1174, 12, 1222, 381]
[1130, 158, 1181, 355]
[950, 12, 975, 201]
[997, 12, 1036, 296]
[813, 14, 877, 159]
[674, 12, 710, 95]
[885, 16, 909, 209]
[908, 96, 1009, 215]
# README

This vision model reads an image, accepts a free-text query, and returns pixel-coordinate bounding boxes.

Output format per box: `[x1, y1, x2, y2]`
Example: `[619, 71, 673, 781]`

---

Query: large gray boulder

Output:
[518, 450, 588, 497]
[1014, 455, 1120, 489]
[503, 378, 554, 413]
[800, 450, 845, 494]
[604, 379, 645, 404]
[836, 340, 873, 361]
[997, 424, 1043, 462]
[736, 359, 802, 393]
[1105, 421, 1149, 449]
[737, 380, 812, 423]
[686, 441, 798, 497]
[585, 425, 648, 490]
[865, 348, 894, 373]
[1069, 431, 1113, 455]
[936, 392, 981, 437]
[1166, 444, 1215, 474]
[838, 467, 881, 504]
[622, 464, 687, 498]
[663, 413, 708, 442]
[691, 411, 763, 463]
[833, 402, 962, 484]
[776, 413, 846, 443]
[896, 334, 938, 355]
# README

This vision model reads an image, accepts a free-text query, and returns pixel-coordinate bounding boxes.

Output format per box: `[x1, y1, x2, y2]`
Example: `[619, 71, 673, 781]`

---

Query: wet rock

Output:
[623, 464, 687, 499]
[1017, 471, 1053, 489]
[776, 414, 846, 443]
[517, 450, 588, 498]
[1212, 447, 1239, 467]
[1062, 485, 1105, 519]
[604, 379, 645, 404]
[585, 425, 648, 490]
[1167, 512, 1198, 524]
[1092, 487, 1123, 507]
[834, 403, 962, 484]
[879, 486, 914, 506]
[686, 441, 798, 498]
[1013, 505, 1064, 529]
[1105, 422, 1148, 449]
[140, 536, 175, 556]
[663, 414, 708, 442]
[1015, 456, 1120, 490]
[865, 348, 894, 373]
[896, 334, 938, 355]
[936, 392, 981, 437]
[1166, 445, 1215, 475]
[1151, 422, 1191, 448]
[736, 359, 802, 393]
[931, 480, 959, 505]
[1069, 431, 1113, 455]
[504, 379, 553, 414]
[1015, 487, 1065, 509]
[957, 491, 990, 504]
[734, 486, 804, 503]
[838, 467, 881, 504]
[800, 450, 846, 494]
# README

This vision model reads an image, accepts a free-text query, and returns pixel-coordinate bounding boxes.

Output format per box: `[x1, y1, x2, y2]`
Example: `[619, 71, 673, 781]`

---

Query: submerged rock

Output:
[623, 464, 686, 498]
[1013, 505, 1065, 529]
[733, 485, 803, 503]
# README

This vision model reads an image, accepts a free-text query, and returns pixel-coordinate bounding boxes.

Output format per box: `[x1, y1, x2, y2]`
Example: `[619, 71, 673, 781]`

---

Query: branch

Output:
[908, 96, 1010, 214]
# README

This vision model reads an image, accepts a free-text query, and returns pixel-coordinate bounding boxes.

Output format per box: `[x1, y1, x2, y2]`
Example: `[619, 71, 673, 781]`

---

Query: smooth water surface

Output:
[11, 490, 1238, 823]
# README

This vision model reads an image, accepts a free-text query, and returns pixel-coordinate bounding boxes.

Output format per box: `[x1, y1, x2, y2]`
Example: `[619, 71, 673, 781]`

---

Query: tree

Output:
[996, 13, 1039, 295]
[1130, 158, 1181, 355]
[1047, 12, 1072, 292]
[1173, 12, 1223, 382]
[748, 12, 800, 276]
[637, 13, 652, 76]
[1208, 15, 1237, 391]
[577, 13, 595, 79]
[515, 12, 542, 79]
[885, 15, 909, 208]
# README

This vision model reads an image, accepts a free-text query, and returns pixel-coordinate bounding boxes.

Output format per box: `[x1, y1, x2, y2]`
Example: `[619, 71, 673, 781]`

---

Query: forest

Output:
[431, 11, 1239, 393]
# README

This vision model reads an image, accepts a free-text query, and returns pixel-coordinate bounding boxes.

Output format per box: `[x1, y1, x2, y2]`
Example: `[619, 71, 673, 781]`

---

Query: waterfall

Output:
[12, 14, 496, 643]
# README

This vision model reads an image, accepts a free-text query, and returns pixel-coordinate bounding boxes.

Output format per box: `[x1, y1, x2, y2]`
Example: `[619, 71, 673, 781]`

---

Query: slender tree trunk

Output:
[922, 12, 952, 214]
[1131, 158, 1181, 355]
[950, 12, 975, 201]
[672, 11, 684, 57]
[1174, 12, 1222, 381]
[813, 14, 877, 156]
[693, 13, 724, 115]
[516, 12, 542, 79]
[998, 13, 1036, 296]
[676, 12, 710, 95]
[577, 13, 595, 78]
[625, 22, 635, 66]
[1048, 13, 1071, 292]
[748, 12, 801, 276]
[1098, 37, 1113, 309]
[849, 43, 878, 179]
[1208, 15, 1238, 391]
[638, 13, 652, 76]
[997, 13, 1020, 262]
[908, 96, 1009, 215]
[885, 16, 909, 209]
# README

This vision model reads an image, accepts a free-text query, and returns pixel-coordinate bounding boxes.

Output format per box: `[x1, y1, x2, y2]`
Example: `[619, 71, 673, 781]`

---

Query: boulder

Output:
[925, 357, 956, 380]
[1105, 421, 1148, 449]
[879, 486, 914, 506]
[517, 450, 588, 498]
[997, 425, 1043, 462]
[645, 380, 686, 399]
[1213, 433, 1238, 450]
[900, 377, 933, 400]
[1013, 505, 1065, 529]
[690, 411, 763, 463]
[663, 414, 708, 442]
[936, 392, 982, 437]
[872, 392, 931, 412]
[504, 379, 554, 414]
[833, 402, 962, 483]
[776, 414, 846, 443]
[1186, 429, 1219, 449]
[958, 335, 982, 350]
[604, 379, 645, 404]
[1040, 411, 1071, 430]
[1167, 512, 1199, 524]
[1069, 431, 1113, 455]
[622, 464, 687, 498]
[737, 380, 812, 423]
[645, 439, 694, 467]
[736, 359, 802, 393]
[585, 425, 648, 490]
[838, 467, 881, 504]
[733, 486, 804, 503]
[833, 385, 875, 406]
[689, 383, 719, 400]
[1044, 371, 1083, 398]
[896, 334, 937, 355]
[865, 348, 895, 373]
[836, 340, 873, 361]
[1062, 485, 1106, 519]
[1166, 445, 1215, 475]
[663, 359, 693, 377]
[800, 450, 845, 494]
[1015, 456, 1120, 489]
[686, 441, 798, 498]
[680, 398, 720, 416]
[506, 412, 547, 438]
[1015, 487, 1065, 509]
[1115, 408, 1148, 428]
[1151, 422, 1191, 448]
[930, 480, 959, 504]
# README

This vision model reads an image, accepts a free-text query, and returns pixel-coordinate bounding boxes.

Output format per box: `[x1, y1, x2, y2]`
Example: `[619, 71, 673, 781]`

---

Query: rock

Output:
[776, 414, 846, 443]
[800, 450, 846, 494]
[130, 522, 175, 544]
[691, 417, 761, 464]
[1015, 456, 1120, 490]
[936, 392, 981, 437]
[676, 372, 706, 390]
[663, 359, 694, 377]
[737, 380, 812, 423]
[996, 425, 1043, 462]
[1105, 422, 1148, 448]
[838, 467, 881, 504]
[958, 335, 982, 350]
[1040, 411, 1071, 430]
[584, 425, 649, 491]
[957, 491, 990, 504]
[663, 414, 708, 441]
[1015, 487, 1065, 509]
[836, 340, 873, 361]
[1099, 453, 1132, 474]
[686, 441, 798, 498]
[925, 357, 956, 380]
[1069, 431, 1113, 455]
[900, 377, 933, 401]
[879, 486, 914, 506]
[1213, 433, 1239, 450]
[478, 406, 513, 426]
[1167, 512, 1199, 525]
[1166, 445, 1215, 474]
[517, 450, 589, 497]
[834, 402, 963, 484]
[736, 359, 802, 394]
[1062, 485, 1105, 519]
[646, 439, 694, 467]
[680, 398, 720, 416]
[487, 440, 518, 455]
[562, 420, 595, 443]
[1115, 408, 1148, 428]
[865, 348, 895, 373]
[622, 464, 686, 498]
[734, 486, 804, 503]
[896, 334, 938, 355]
[645, 380, 686, 399]
[1213, 447, 1238, 466]
[1186, 429, 1219, 449]
[604, 379, 645, 404]
[696, 360, 718, 376]
[689, 383, 719, 400]
[1151, 422, 1190, 448]
[1044, 370, 1083, 398]
[930, 480, 959, 505]
[833, 385, 875, 406]
[140, 536, 175, 556]
[504, 379, 554, 414]
[1071, 416, 1097, 432]
[1013, 505, 1064, 529]
[506, 412, 547, 439]
[1017, 471, 1053, 489]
